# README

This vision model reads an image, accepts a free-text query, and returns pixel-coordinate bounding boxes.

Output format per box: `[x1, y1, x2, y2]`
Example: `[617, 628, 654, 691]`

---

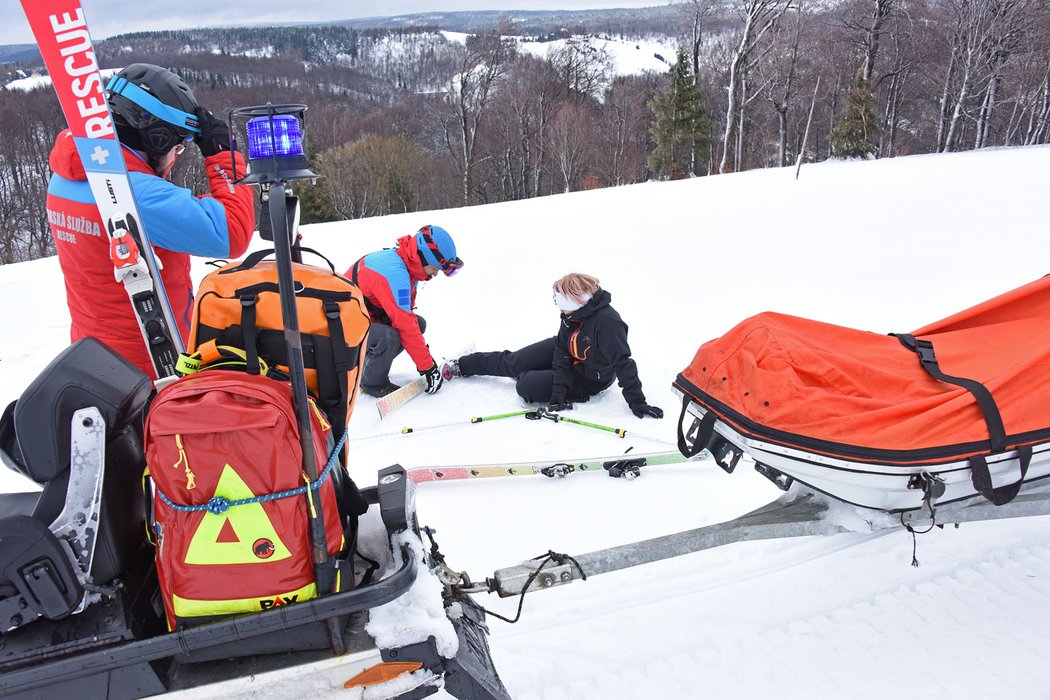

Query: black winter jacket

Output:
[551, 289, 647, 408]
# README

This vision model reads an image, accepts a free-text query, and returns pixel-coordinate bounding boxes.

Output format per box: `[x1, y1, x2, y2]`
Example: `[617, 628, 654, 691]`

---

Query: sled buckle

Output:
[755, 462, 793, 491]
[908, 471, 946, 504]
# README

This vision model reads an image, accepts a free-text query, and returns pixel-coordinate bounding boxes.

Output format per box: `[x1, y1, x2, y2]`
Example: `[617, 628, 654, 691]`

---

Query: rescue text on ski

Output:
[22, 0, 183, 379]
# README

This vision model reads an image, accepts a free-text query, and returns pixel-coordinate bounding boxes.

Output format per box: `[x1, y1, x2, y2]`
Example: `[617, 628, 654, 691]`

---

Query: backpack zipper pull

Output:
[173, 434, 197, 490]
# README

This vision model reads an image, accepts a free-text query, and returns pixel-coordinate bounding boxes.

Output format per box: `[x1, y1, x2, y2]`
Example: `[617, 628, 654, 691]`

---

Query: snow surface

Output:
[439, 30, 672, 77]
[3, 145, 1050, 699]
[5, 68, 119, 92]
[513, 35, 673, 75]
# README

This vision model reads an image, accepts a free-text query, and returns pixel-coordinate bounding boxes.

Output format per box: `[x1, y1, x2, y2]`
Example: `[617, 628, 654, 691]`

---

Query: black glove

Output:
[546, 400, 573, 412]
[195, 107, 231, 158]
[421, 363, 444, 395]
[630, 403, 664, 419]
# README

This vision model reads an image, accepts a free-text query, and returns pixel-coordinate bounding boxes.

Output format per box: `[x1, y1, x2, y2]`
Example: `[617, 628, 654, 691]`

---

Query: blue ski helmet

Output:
[415, 225, 464, 277]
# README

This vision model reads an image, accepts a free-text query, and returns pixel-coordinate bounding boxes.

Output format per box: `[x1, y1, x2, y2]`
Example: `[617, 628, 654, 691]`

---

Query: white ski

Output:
[376, 343, 474, 419]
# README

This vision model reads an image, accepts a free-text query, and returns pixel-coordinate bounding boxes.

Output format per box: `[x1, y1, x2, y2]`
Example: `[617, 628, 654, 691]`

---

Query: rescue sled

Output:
[0, 338, 507, 699]
[672, 275, 1050, 514]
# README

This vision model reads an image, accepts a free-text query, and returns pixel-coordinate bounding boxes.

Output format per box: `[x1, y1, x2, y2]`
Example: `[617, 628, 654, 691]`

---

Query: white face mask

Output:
[553, 290, 591, 312]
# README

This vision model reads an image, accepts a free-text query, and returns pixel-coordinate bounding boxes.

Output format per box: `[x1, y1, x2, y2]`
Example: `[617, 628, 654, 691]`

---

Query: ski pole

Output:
[470, 409, 532, 423]
[527, 408, 677, 447]
[528, 408, 625, 437]
[350, 410, 533, 443]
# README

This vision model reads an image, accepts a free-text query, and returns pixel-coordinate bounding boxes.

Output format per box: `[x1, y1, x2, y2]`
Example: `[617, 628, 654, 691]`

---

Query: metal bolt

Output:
[82, 417, 93, 427]
[560, 572, 572, 583]
[10, 614, 22, 628]
[540, 574, 554, 588]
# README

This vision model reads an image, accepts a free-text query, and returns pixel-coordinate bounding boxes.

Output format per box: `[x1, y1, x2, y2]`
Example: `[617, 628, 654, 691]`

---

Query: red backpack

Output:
[144, 370, 351, 630]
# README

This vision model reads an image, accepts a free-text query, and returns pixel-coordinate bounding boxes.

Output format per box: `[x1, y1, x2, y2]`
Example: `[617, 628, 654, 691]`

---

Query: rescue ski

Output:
[407, 449, 705, 484]
[376, 343, 474, 419]
[22, 0, 185, 379]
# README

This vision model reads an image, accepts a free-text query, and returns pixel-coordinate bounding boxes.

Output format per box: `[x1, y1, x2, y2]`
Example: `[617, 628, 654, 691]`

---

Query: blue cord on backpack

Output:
[156, 426, 349, 514]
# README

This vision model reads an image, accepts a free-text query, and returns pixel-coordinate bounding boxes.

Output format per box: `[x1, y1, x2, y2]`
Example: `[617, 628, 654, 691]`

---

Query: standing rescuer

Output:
[45, 62, 255, 379]
[348, 225, 464, 398]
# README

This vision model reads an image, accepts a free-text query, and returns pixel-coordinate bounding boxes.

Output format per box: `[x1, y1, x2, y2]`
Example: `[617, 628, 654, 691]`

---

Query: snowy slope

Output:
[3, 146, 1050, 699]
[512, 35, 673, 75]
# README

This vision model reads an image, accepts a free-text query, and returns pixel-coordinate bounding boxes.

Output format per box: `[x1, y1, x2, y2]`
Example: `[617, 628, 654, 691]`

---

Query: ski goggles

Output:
[419, 228, 464, 277]
[106, 76, 201, 136]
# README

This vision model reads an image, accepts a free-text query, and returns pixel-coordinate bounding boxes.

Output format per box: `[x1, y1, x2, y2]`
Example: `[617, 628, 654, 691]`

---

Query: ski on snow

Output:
[376, 343, 474, 418]
[22, 0, 184, 380]
[406, 449, 705, 484]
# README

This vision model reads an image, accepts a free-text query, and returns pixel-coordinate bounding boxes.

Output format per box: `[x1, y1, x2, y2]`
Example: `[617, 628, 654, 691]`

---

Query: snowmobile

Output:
[0, 83, 508, 696]
[0, 342, 507, 700]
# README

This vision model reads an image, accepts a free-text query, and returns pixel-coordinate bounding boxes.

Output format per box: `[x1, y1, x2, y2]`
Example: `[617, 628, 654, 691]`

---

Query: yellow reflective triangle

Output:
[185, 464, 292, 565]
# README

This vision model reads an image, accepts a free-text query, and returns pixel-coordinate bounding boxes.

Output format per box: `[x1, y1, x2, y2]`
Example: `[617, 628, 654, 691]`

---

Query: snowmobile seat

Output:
[0, 515, 83, 624]
[0, 337, 152, 630]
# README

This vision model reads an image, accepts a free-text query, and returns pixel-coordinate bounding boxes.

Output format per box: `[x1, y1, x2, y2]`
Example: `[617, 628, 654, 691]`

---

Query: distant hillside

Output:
[0, 44, 39, 65]
[325, 7, 686, 35]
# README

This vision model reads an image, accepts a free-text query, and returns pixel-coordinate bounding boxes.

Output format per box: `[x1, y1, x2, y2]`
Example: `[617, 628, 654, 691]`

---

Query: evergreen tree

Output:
[295, 154, 340, 225]
[647, 48, 709, 179]
[829, 75, 880, 159]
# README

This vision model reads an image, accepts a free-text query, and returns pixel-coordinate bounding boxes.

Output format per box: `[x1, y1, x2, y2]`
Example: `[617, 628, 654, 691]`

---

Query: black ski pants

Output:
[459, 337, 608, 404]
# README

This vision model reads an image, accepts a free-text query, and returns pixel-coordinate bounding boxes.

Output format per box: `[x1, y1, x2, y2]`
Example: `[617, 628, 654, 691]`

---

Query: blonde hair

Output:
[553, 273, 600, 301]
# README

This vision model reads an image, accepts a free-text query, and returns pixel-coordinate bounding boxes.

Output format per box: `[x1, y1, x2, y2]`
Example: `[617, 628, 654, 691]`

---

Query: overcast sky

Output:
[3, 1, 662, 46]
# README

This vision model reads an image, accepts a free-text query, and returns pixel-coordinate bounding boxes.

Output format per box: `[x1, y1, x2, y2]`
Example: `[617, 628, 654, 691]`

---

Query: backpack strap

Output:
[322, 299, 351, 431]
[240, 293, 261, 376]
[225, 247, 337, 274]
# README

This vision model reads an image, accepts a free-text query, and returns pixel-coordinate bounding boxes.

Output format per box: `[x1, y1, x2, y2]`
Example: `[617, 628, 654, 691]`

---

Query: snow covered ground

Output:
[441, 30, 673, 76]
[513, 34, 673, 75]
[3, 145, 1050, 698]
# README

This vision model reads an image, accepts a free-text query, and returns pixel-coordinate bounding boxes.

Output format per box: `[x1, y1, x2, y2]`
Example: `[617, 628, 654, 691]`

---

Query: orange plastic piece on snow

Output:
[344, 661, 424, 688]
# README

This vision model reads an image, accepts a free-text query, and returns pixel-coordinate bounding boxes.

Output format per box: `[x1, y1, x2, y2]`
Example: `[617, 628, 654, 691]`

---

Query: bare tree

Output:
[935, 0, 1013, 151]
[548, 37, 613, 101]
[599, 75, 660, 185]
[548, 102, 593, 193]
[681, 0, 721, 85]
[766, 4, 809, 167]
[719, 0, 794, 173]
[973, 0, 1033, 148]
[442, 33, 513, 205]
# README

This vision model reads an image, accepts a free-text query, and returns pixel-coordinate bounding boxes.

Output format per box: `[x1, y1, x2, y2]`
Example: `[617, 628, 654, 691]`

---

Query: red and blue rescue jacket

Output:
[348, 235, 434, 371]
[46, 129, 255, 378]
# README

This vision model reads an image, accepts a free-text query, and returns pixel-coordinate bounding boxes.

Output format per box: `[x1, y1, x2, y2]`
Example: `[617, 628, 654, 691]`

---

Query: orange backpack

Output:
[185, 249, 370, 433]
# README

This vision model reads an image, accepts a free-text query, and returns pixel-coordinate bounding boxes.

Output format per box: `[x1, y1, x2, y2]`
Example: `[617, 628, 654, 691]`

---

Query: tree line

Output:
[2, 0, 1048, 264]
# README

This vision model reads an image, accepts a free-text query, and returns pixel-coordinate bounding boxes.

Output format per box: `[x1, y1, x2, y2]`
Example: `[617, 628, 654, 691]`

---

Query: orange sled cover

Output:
[673, 275, 1050, 465]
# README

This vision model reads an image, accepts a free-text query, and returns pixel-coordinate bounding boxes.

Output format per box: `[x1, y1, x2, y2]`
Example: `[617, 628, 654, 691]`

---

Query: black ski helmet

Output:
[106, 63, 201, 157]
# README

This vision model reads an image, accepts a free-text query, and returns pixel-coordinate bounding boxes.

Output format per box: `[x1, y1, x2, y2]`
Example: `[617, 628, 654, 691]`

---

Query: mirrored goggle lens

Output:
[442, 258, 464, 277]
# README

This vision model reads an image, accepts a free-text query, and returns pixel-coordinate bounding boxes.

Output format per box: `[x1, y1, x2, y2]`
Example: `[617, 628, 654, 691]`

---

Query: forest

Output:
[1, 0, 1048, 264]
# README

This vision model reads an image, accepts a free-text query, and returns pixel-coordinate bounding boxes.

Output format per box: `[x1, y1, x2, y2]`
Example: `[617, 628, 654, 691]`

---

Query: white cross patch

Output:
[90, 145, 110, 166]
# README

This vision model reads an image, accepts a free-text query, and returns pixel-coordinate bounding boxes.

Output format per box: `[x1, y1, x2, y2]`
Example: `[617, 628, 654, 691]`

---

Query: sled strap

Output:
[969, 445, 1031, 506]
[894, 334, 1006, 453]
[677, 397, 715, 458]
